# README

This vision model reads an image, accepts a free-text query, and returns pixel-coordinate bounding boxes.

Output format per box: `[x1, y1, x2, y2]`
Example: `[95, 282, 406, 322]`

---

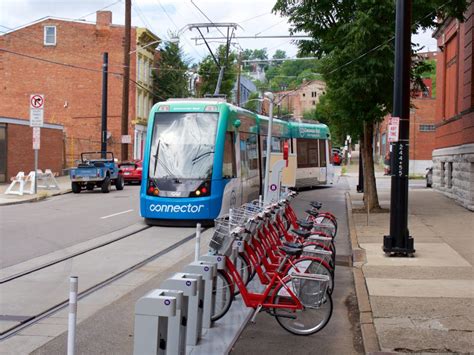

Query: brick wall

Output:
[0, 14, 138, 166]
[7, 123, 63, 178]
[434, 3, 474, 149]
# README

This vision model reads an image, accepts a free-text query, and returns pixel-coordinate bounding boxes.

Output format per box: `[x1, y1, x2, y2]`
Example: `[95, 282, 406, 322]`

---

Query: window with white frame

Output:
[44, 26, 56, 46]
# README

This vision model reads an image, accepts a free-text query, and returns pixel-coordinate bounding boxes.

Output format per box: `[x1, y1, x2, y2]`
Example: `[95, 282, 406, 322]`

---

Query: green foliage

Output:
[242, 48, 269, 71]
[243, 92, 261, 112]
[273, 49, 287, 60]
[419, 58, 436, 97]
[273, 0, 469, 134]
[152, 40, 189, 102]
[197, 45, 237, 98]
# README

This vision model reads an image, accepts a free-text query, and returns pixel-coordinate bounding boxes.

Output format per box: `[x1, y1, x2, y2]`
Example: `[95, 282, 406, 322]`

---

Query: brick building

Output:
[432, 3, 474, 210]
[376, 95, 437, 175]
[269, 80, 326, 120]
[0, 117, 64, 182]
[0, 11, 159, 173]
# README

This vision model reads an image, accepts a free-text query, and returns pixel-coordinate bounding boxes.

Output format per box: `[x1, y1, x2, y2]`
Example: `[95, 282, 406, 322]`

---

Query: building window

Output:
[311, 91, 317, 97]
[312, 100, 316, 105]
[302, 93, 305, 97]
[444, 34, 458, 118]
[447, 162, 453, 188]
[44, 26, 56, 46]
[419, 124, 436, 132]
[137, 92, 142, 117]
[440, 162, 445, 187]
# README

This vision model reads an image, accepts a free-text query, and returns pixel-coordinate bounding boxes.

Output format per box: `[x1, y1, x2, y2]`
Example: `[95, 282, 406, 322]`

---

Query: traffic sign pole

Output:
[30, 94, 44, 195]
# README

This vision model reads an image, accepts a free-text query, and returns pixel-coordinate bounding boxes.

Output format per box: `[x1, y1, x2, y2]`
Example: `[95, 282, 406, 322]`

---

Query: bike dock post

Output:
[160, 273, 199, 351]
[183, 261, 217, 330]
[133, 289, 183, 355]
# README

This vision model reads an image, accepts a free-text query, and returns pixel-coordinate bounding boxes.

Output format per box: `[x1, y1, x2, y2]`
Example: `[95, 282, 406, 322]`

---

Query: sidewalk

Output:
[0, 176, 71, 206]
[348, 171, 474, 352]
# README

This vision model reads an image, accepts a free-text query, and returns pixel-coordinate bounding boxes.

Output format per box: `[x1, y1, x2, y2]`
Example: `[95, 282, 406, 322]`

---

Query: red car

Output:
[119, 160, 142, 184]
[332, 152, 342, 166]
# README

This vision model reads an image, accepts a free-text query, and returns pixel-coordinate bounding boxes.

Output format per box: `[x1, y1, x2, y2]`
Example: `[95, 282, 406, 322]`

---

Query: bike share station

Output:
[133, 149, 299, 355]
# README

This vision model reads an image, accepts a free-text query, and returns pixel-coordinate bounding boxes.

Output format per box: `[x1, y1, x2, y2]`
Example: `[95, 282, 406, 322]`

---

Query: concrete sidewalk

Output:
[0, 175, 71, 206]
[348, 172, 474, 353]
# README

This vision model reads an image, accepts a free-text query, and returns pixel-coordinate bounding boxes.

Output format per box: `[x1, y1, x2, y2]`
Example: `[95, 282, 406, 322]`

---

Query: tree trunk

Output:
[361, 122, 381, 211]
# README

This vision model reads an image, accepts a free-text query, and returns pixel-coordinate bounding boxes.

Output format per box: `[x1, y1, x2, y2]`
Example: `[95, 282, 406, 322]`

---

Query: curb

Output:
[0, 189, 71, 206]
[345, 192, 380, 354]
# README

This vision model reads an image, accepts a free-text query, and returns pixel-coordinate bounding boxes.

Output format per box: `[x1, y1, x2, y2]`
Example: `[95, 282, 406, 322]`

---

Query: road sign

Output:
[33, 127, 40, 150]
[121, 135, 131, 144]
[30, 94, 44, 127]
[388, 116, 400, 143]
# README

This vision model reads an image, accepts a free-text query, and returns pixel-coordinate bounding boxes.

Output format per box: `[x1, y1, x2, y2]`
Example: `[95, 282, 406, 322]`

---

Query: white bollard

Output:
[195, 223, 201, 262]
[259, 195, 263, 207]
[67, 276, 78, 355]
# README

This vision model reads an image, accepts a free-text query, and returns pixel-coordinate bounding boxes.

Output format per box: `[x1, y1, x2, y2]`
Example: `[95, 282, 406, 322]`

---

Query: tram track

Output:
[0, 227, 208, 340]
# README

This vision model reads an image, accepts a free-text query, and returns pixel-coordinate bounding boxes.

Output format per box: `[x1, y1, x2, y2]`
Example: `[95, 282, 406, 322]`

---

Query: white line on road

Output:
[100, 209, 134, 219]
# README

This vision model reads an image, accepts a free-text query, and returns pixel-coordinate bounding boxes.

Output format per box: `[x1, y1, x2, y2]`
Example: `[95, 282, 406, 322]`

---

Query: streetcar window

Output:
[223, 132, 236, 178]
[240, 133, 258, 179]
[319, 140, 327, 167]
[149, 112, 218, 179]
[297, 139, 320, 168]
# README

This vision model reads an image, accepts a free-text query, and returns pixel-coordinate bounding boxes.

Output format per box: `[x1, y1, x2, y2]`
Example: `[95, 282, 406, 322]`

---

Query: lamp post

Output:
[263, 92, 274, 203]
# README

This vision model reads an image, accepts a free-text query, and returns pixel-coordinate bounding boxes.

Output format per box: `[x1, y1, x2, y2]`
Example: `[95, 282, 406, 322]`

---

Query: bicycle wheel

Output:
[273, 277, 333, 335]
[287, 257, 334, 294]
[303, 243, 335, 270]
[312, 216, 337, 238]
[233, 254, 251, 295]
[211, 270, 234, 321]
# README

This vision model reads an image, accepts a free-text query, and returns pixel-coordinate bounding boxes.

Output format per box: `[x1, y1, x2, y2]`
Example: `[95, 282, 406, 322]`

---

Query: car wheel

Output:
[116, 174, 125, 190]
[101, 176, 111, 193]
[72, 182, 81, 193]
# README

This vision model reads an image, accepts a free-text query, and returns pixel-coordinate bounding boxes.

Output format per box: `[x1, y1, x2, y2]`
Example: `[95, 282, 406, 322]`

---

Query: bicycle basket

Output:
[209, 215, 239, 253]
[291, 272, 330, 308]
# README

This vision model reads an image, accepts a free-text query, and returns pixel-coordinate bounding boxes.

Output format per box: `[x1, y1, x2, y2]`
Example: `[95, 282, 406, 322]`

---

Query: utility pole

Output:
[121, 0, 131, 162]
[236, 52, 242, 106]
[263, 92, 274, 203]
[383, 0, 415, 256]
[101, 52, 108, 159]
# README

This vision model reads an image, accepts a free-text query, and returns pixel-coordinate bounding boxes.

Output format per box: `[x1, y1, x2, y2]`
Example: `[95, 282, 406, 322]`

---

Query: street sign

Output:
[30, 94, 44, 127]
[121, 135, 131, 144]
[388, 116, 400, 142]
[33, 127, 40, 150]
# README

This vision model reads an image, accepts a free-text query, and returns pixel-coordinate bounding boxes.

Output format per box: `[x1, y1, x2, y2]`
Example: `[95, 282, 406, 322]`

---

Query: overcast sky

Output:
[1, 0, 437, 64]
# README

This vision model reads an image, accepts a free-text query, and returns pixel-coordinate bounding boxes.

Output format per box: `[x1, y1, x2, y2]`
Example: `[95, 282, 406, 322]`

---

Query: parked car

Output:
[332, 148, 343, 166]
[425, 167, 433, 188]
[119, 160, 142, 184]
[69, 152, 124, 193]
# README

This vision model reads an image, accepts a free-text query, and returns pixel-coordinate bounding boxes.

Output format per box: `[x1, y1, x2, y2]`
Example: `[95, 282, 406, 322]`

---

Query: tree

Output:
[152, 40, 189, 102]
[273, 49, 287, 60]
[197, 45, 237, 98]
[274, 0, 469, 211]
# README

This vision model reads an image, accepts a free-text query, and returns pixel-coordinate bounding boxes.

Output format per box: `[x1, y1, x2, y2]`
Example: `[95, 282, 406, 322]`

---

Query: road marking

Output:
[100, 209, 134, 219]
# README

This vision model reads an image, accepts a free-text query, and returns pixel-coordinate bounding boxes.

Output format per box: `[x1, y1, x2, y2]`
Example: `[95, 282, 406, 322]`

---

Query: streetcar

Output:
[140, 99, 333, 225]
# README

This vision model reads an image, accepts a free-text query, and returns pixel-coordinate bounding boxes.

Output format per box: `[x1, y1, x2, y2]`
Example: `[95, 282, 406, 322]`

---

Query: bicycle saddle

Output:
[296, 220, 313, 230]
[291, 229, 311, 238]
[283, 241, 304, 249]
[305, 209, 319, 217]
[279, 245, 303, 257]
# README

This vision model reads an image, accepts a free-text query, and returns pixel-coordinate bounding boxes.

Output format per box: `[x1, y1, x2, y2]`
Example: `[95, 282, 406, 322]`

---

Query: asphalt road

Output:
[0, 185, 142, 268]
[231, 175, 364, 355]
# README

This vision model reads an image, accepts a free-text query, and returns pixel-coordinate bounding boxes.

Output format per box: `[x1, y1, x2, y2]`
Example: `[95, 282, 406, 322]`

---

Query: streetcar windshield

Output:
[149, 112, 218, 179]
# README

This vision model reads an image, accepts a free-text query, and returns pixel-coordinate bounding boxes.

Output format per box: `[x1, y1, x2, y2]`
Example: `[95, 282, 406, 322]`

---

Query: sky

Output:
[0, 0, 438, 64]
